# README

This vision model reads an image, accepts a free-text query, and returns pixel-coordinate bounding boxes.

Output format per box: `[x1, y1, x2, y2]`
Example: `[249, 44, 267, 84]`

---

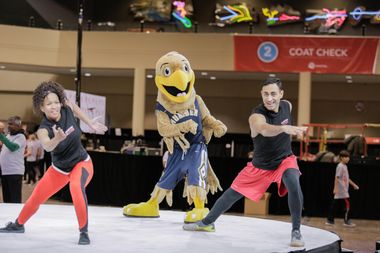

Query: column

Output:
[297, 72, 311, 126]
[132, 67, 146, 137]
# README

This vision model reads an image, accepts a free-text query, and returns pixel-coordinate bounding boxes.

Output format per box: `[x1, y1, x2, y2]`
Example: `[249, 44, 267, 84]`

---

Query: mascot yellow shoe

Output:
[122, 51, 226, 222]
[123, 199, 159, 217]
[123, 186, 171, 218]
[183, 185, 211, 223]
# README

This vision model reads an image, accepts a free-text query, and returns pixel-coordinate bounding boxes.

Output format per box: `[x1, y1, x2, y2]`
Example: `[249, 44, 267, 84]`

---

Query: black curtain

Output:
[59, 152, 380, 219]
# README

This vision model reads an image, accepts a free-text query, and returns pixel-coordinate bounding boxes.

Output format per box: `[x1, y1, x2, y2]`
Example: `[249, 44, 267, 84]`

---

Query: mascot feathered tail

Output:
[123, 51, 227, 223]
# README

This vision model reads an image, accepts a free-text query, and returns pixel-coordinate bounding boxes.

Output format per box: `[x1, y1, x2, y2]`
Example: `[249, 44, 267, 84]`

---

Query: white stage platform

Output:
[0, 204, 340, 253]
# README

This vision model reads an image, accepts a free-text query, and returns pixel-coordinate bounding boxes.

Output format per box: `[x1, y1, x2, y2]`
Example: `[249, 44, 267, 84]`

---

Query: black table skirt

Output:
[58, 152, 380, 220]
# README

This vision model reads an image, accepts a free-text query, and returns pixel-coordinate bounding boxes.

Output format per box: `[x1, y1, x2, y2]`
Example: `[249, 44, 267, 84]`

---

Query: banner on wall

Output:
[64, 90, 106, 134]
[234, 36, 379, 74]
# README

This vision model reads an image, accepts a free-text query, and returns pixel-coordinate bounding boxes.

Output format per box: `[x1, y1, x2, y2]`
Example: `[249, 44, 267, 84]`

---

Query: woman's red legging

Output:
[17, 158, 93, 232]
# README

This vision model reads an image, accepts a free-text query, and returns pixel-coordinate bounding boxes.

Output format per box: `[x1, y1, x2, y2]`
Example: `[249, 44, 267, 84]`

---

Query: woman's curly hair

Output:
[32, 81, 67, 116]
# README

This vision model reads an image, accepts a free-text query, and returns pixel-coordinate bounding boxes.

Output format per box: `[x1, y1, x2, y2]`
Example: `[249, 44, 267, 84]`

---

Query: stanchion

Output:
[193, 21, 198, 33]
[248, 22, 253, 34]
[87, 19, 92, 31]
[140, 20, 144, 32]
[29, 16, 35, 27]
[56, 19, 63, 30]
[361, 24, 366, 36]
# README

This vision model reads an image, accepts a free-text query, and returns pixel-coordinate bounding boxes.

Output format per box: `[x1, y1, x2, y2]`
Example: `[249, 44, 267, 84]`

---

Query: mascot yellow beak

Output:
[155, 52, 195, 104]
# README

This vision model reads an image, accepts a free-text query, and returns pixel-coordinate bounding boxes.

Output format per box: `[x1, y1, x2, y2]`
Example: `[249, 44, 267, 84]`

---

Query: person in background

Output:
[36, 135, 45, 179]
[326, 150, 359, 227]
[24, 133, 41, 184]
[0, 81, 107, 245]
[0, 121, 4, 149]
[183, 77, 307, 247]
[0, 116, 27, 203]
[0, 121, 6, 186]
[0, 121, 5, 184]
[120, 140, 135, 155]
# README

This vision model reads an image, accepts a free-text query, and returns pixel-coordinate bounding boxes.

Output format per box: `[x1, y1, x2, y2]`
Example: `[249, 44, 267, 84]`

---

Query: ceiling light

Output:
[210, 76, 216, 80]
[70, 68, 76, 73]
[269, 73, 276, 77]
[347, 79, 353, 83]
[84, 73, 91, 77]
[201, 72, 208, 76]
[146, 74, 153, 79]
[0, 66, 6, 69]
[345, 75, 352, 79]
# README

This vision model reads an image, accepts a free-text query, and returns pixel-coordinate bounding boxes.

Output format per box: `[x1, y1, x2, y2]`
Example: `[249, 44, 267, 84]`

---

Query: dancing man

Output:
[184, 77, 307, 247]
[0, 81, 107, 245]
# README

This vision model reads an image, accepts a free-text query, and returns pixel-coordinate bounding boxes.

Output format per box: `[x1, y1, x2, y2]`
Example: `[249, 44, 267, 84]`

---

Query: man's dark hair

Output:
[263, 77, 283, 90]
[339, 150, 350, 158]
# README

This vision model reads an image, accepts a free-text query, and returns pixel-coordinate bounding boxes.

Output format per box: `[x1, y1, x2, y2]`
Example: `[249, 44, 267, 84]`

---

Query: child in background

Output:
[326, 150, 359, 227]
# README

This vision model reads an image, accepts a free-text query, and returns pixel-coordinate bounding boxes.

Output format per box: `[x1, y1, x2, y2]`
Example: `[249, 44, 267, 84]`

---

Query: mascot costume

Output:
[123, 51, 227, 223]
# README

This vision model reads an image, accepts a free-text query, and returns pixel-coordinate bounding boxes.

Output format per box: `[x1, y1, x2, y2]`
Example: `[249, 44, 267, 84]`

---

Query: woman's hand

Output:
[52, 125, 72, 142]
[89, 116, 108, 134]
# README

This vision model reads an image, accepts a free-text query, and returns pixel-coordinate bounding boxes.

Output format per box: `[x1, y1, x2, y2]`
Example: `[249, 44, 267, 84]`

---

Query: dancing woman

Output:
[0, 81, 107, 245]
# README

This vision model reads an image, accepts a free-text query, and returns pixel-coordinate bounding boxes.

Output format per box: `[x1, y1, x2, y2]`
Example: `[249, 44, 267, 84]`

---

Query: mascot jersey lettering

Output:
[155, 98, 208, 189]
[39, 106, 88, 173]
[155, 98, 205, 146]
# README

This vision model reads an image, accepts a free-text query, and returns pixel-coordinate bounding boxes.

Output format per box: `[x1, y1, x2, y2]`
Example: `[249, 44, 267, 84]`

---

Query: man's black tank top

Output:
[251, 100, 293, 170]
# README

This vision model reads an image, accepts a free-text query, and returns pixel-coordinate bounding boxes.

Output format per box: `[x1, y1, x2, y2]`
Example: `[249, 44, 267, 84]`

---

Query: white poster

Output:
[64, 90, 106, 134]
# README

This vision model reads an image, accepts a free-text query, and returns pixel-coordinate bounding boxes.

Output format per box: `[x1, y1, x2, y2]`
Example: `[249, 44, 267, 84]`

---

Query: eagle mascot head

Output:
[155, 51, 196, 109]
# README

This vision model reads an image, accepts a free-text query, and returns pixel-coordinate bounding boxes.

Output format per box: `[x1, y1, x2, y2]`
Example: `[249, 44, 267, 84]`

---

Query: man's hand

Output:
[282, 125, 307, 139]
